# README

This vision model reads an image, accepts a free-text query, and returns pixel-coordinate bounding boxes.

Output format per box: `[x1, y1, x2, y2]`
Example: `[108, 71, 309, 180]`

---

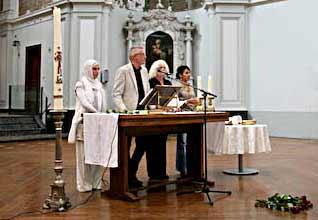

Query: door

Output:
[25, 44, 41, 114]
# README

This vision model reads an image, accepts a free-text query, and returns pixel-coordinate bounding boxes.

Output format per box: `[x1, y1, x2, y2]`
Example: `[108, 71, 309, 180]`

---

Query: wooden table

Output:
[107, 112, 228, 201]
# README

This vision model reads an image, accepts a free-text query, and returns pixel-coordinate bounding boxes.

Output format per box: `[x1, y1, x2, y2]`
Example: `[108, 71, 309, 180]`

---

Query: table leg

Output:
[223, 154, 259, 175]
[104, 129, 139, 201]
[187, 124, 204, 180]
[238, 154, 243, 172]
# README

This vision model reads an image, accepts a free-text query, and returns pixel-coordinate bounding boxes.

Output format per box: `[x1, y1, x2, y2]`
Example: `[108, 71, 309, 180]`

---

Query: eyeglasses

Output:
[134, 53, 145, 56]
[92, 67, 100, 70]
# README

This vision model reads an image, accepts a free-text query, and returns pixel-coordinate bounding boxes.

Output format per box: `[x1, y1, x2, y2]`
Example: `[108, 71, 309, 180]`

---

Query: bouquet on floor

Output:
[255, 193, 313, 214]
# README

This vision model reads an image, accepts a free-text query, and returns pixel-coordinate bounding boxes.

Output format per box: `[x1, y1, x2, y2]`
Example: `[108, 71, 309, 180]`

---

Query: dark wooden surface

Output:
[0, 137, 318, 219]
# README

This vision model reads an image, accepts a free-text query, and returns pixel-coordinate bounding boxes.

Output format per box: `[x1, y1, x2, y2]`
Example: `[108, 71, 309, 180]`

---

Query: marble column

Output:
[126, 13, 134, 62]
[184, 14, 194, 70]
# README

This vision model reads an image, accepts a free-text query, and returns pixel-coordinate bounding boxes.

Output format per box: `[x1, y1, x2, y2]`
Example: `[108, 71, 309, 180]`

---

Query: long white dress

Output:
[68, 59, 107, 192]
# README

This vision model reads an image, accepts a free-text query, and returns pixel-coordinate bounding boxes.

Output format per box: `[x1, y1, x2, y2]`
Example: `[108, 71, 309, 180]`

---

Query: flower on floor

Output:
[255, 193, 313, 214]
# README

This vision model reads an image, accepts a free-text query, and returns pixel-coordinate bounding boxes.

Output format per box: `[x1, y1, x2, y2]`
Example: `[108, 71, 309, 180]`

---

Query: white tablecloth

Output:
[207, 123, 271, 155]
[83, 113, 119, 167]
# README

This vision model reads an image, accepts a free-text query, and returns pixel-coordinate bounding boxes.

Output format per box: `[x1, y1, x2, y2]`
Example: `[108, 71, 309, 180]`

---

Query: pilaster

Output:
[206, 0, 248, 111]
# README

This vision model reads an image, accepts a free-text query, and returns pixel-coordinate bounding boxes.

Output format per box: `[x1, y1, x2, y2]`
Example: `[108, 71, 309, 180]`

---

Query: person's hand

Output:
[187, 98, 200, 105]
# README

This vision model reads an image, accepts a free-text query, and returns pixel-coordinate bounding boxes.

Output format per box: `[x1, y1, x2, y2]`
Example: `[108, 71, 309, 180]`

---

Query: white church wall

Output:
[7, 16, 54, 109]
[0, 34, 8, 108]
[1, 4, 139, 111]
[184, 3, 249, 111]
[107, 8, 131, 109]
[212, 4, 248, 111]
[249, 0, 318, 139]
[67, 3, 108, 109]
[176, 8, 214, 93]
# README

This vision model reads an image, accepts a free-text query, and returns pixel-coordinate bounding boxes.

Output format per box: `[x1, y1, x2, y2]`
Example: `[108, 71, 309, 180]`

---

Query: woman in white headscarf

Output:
[68, 59, 106, 192]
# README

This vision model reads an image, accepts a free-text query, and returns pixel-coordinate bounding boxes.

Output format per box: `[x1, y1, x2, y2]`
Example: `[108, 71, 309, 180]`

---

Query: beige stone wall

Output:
[19, 0, 53, 15]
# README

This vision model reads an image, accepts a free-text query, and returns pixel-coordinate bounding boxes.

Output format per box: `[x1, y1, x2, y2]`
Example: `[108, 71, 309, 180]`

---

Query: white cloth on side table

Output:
[207, 123, 271, 155]
[207, 123, 271, 175]
[83, 113, 119, 168]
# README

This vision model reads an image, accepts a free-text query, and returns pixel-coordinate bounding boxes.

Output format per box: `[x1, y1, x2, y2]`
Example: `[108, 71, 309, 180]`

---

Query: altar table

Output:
[107, 112, 228, 201]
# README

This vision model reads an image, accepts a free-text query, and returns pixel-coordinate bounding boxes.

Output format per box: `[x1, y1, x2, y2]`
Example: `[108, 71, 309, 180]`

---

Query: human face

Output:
[92, 64, 100, 79]
[155, 39, 161, 48]
[157, 64, 166, 79]
[133, 49, 146, 66]
[180, 68, 191, 83]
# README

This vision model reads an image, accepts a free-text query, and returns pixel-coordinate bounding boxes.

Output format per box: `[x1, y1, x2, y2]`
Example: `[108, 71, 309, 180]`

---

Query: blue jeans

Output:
[176, 133, 187, 174]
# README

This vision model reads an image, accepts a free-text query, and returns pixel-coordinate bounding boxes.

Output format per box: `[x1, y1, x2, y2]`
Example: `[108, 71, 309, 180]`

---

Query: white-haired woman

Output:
[68, 59, 106, 192]
[147, 59, 172, 181]
[148, 59, 171, 87]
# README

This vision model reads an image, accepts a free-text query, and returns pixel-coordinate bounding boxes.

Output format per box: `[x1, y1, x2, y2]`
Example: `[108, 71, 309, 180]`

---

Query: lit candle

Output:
[53, 7, 63, 110]
[208, 75, 212, 93]
[197, 75, 202, 97]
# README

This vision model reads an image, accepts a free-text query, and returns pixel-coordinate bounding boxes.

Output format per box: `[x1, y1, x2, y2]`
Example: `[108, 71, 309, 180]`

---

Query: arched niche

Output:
[145, 31, 173, 71]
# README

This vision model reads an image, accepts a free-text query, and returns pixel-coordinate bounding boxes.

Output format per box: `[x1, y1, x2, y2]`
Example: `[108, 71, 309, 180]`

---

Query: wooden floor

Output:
[0, 137, 317, 220]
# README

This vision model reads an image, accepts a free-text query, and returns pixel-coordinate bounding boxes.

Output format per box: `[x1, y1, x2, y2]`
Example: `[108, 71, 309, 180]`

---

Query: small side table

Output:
[223, 154, 259, 175]
[208, 124, 271, 175]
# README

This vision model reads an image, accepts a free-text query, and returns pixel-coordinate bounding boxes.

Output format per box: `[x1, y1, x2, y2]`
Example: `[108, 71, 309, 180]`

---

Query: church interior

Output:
[0, 0, 318, 219]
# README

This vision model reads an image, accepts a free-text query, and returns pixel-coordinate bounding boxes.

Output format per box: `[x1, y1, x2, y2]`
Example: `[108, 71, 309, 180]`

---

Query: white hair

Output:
[129, 46, 144, 59]
[148, 59, 170, 79]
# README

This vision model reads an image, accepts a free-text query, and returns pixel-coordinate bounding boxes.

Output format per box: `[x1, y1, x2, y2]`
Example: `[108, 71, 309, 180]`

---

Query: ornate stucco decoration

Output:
[124, 8, 196, 70]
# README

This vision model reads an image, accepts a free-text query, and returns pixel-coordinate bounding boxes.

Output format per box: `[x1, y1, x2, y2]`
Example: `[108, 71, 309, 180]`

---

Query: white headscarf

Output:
[148, 59, 170, 79]
[81, 59, 102, 90]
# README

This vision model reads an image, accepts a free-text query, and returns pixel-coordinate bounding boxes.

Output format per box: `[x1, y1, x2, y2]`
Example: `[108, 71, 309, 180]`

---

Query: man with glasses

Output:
[112, 46, 150, 187]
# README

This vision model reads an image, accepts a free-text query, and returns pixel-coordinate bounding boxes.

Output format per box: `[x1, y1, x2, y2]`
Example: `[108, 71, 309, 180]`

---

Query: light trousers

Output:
[75, 124, 103, 192]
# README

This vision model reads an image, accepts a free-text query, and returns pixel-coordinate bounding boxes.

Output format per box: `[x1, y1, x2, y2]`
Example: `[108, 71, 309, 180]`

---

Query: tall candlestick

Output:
[197, 75, 202, 98]
[53, 7, 63, 110]
[208, 75, 212, 93]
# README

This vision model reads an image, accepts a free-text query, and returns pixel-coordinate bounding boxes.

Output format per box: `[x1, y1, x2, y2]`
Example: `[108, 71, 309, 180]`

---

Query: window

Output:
[0, 0, 3, 11]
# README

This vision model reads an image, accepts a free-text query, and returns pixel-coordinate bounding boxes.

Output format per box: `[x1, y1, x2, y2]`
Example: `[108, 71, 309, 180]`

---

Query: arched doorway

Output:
[146, 31, 173, 72]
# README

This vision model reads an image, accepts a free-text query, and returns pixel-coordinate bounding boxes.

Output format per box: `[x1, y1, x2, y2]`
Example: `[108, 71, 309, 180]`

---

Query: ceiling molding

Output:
[248, 0, 287, 7]
[205, 0, 287, 9]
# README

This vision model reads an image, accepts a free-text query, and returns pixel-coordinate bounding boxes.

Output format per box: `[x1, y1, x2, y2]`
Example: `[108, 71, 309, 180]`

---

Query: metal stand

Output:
[177, 92, 231, 205]
[43, 109, 71, 211]
[223, 154, 259, 175]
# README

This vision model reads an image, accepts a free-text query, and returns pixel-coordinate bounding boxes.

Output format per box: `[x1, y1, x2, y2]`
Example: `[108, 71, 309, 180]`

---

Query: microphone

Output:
[158, 69, 172, 75]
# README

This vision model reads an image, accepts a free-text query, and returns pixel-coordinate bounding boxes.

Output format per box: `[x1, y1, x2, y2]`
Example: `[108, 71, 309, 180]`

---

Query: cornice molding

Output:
[248, 0, 287, 7]
[49, 0, 113, 8]
[205, 0, 287, 9]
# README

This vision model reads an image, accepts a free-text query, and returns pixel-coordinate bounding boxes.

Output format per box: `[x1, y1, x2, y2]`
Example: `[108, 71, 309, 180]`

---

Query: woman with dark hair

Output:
[174, 65, 199, 177]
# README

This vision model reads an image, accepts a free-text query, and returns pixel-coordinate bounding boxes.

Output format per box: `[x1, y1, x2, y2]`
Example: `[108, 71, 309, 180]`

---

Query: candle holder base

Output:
[43, 183, 71, 212]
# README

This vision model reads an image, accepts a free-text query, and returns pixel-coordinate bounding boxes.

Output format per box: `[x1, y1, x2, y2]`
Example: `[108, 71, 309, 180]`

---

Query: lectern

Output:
[140, 85, 181, 109]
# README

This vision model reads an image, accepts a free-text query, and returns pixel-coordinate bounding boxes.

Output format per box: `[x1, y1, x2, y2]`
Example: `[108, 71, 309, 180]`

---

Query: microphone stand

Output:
[166, 74, 231, 205]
